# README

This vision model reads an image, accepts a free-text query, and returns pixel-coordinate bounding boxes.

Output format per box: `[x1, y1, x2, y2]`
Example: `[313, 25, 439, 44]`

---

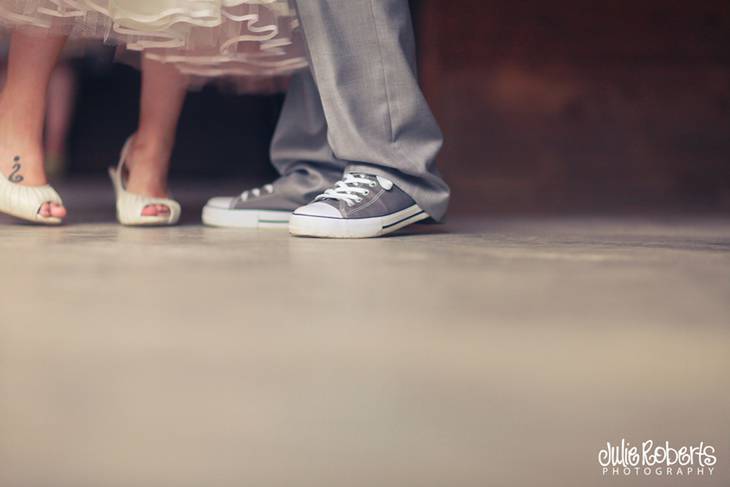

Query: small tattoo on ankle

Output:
[8, 156, 23, 183]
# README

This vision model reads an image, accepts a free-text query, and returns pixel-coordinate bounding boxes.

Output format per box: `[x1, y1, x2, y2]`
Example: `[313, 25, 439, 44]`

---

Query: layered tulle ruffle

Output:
[0, 0, 307, 79]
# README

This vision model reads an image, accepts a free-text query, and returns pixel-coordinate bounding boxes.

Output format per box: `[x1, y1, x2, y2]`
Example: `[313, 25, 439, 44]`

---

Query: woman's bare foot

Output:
[0, 101, 67, 219]
[124, 136, 173, 217]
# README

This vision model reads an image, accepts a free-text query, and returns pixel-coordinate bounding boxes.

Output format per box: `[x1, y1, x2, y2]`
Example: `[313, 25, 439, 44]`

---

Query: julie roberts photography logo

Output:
[598, 439, 717, 478]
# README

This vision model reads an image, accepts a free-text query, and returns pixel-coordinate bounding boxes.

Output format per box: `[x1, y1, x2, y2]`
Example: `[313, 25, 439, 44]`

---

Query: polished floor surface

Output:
[1, 187, 729, 487]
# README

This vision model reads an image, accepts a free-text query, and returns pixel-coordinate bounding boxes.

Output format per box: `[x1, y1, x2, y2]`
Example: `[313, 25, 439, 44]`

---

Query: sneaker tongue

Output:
[348, 173, 394, 190]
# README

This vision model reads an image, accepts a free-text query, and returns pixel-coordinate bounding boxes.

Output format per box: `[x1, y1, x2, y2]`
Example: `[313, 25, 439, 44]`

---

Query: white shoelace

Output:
[315, 174, 379, 207]
[240, 184, 273, 201]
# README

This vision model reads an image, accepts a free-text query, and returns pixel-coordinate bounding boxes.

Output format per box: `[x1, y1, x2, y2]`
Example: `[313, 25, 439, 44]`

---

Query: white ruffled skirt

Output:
[0, 0, 307, 82]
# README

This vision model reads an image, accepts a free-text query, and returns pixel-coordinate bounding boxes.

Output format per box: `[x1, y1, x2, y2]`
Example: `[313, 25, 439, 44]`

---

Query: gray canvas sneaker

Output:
[289, 173, 428, 238]
[203, 183, 301, 228]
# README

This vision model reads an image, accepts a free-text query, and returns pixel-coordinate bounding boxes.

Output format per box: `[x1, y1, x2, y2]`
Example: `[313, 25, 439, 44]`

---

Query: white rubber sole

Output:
[202, 205, 291, 229]
[289, 204, 428, 239]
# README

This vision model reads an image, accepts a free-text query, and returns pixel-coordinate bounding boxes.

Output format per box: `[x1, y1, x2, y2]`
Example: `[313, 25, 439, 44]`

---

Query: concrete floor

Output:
[1, 185, 729, 487]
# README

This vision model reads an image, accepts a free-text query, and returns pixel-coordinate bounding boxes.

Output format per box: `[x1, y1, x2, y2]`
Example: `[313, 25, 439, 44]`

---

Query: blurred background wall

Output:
[11, 0, 730, 214]
[417, 0, 730, 214]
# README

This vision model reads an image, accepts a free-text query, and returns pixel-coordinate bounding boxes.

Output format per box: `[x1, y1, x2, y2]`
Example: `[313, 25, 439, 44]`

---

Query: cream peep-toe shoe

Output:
[108, 137, 181, 226]
[0, 165, 64, 225]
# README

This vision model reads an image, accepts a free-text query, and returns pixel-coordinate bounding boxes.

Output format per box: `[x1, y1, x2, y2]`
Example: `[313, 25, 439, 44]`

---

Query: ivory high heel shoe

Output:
[108, 137, 181, 226]
[0, 166, 64, 225]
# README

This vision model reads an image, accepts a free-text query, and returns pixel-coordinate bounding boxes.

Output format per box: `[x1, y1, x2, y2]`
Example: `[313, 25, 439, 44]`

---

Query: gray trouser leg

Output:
[291, 0, 450, 220]
[269, 70, 345, 204]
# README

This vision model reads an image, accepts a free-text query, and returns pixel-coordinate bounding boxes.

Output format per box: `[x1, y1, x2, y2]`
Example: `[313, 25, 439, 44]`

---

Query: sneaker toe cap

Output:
[294, 201, 343, 218]
[205, 197, 237, 209]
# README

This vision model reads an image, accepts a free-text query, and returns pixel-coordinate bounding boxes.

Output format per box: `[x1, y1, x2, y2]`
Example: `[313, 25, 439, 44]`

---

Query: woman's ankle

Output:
[130, 133, 174, 161]
[0, 109, 47, 186]
[125, 135, 172, 198]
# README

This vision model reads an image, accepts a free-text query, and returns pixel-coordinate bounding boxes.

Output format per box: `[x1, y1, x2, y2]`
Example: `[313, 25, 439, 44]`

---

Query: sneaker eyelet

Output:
[364, 190, 369, 195]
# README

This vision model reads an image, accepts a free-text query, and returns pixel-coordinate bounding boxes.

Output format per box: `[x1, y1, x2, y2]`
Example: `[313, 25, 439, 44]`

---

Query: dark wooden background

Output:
[67, 0, 730, 213]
